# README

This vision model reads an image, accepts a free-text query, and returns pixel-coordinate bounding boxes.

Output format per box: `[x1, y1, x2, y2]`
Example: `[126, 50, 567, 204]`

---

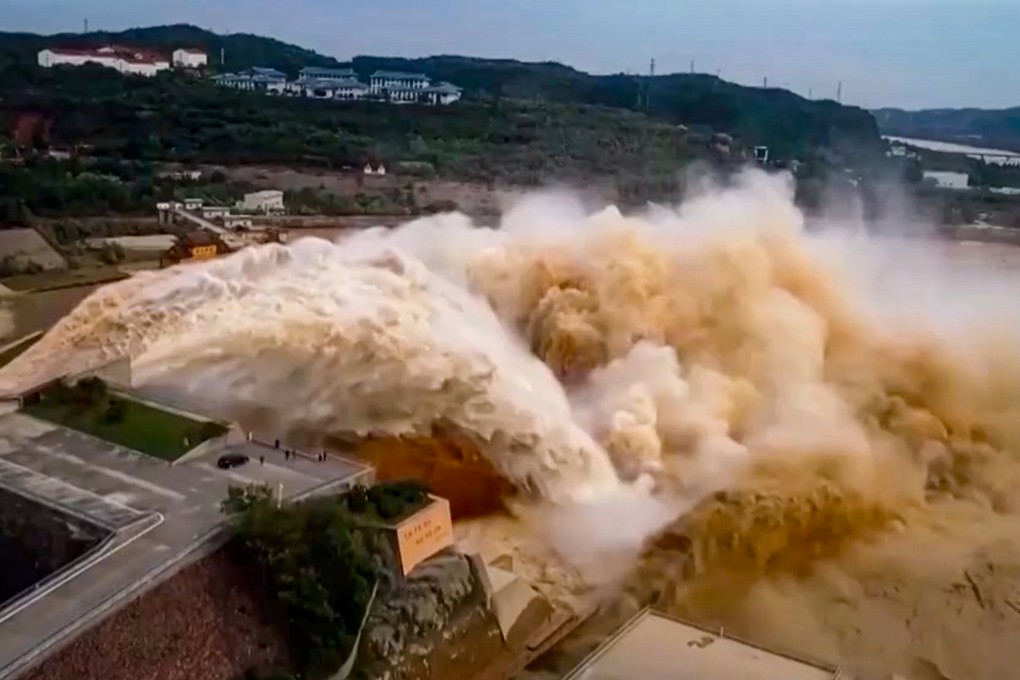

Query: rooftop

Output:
[45, 44, 167, 65]
[176, 48, 206, 55]
[300, 66, 356, 78]
[250, 67, 287, 79]
[371, 70, 429, 81]
[564, 609, 840, 680]
[295, 76, 367, 90]
[428, 81, 462, 94]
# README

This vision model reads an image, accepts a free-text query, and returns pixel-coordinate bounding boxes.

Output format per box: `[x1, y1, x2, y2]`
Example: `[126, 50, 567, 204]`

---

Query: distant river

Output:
[884, 135, 1020, 163]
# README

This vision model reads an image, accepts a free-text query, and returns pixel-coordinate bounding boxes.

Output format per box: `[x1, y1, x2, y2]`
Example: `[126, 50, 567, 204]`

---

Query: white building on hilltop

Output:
[240, 190, 285, 214]
[288, 76, 368, 100]
[213, 67, 288, 94]
[923, 170, 970, 190]
[367, 70, 462, 104]
[172, 48, 208, 69]
[299, 66, 357, 81]
[212, 66, 462, 105]
[370, 70, 429, 103]
[38, 45, 170, 77]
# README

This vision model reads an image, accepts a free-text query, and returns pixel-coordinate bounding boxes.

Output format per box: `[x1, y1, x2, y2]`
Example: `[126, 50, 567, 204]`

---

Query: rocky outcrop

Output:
[361, 552, 479, 669]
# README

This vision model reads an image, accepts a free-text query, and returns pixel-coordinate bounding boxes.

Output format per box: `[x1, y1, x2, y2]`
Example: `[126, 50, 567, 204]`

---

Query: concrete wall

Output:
[68, 357, 132, 391]
[0, 487, 109, 606]
[171, 433, 228, 466]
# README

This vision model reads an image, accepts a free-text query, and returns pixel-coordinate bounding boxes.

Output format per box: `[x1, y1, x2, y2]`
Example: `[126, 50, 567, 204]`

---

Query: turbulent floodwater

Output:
[5, 171, 1020, 679]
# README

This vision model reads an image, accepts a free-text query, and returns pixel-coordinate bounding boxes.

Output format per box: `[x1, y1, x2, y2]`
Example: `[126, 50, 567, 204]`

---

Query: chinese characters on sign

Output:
[395, 497, 453, 575]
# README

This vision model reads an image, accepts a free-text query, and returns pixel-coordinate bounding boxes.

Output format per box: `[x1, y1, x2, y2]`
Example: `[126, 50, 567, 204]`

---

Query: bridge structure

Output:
[170, 208, 246, 250]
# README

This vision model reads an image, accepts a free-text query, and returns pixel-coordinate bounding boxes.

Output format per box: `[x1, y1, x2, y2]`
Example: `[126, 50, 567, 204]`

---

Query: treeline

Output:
[0, 157, 238, 222]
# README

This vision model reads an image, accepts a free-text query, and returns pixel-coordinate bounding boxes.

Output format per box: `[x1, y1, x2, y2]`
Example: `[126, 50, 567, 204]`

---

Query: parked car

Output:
[217, 453, 249, 469]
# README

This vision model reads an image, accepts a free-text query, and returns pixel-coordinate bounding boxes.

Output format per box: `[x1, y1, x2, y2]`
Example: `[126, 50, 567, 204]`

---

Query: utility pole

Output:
[221, 47, 226, 66]
[646, 58, 655, 110]
[763, 76, 768, 88]
[690, 60, 694, 74]
[837, 81, 843, 103]
[84, 18, 89, 34]
[808, 86, 813, 99]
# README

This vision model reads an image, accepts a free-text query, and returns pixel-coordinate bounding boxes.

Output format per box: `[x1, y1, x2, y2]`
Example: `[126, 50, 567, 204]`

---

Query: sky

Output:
[3, 0, 1019, 110]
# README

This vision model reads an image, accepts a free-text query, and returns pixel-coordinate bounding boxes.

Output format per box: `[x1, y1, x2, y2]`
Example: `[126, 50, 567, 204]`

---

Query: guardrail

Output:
[0, 454, 373, 680]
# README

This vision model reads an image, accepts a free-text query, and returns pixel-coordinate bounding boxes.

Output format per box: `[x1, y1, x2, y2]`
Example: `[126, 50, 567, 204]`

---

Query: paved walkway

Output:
[0, 412, 370, 679]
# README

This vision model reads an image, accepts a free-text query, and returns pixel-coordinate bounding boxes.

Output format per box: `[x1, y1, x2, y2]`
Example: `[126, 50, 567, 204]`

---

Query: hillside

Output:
[0, 24, 882, 159]
[0, 65, 705, 199]
[874, 107, 1020, 153]
[352, 55, 881, 159]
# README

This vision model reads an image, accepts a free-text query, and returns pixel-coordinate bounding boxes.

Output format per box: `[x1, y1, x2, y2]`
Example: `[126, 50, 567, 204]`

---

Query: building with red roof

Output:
[37, 45, 170, 77]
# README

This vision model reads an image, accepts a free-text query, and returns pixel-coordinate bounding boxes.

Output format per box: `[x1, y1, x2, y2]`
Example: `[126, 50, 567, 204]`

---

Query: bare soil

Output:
[23, 550, 289, 680]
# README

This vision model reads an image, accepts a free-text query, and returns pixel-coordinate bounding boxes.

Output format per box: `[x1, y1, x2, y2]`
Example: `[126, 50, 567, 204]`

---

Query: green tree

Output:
[223, 486, 376, 678]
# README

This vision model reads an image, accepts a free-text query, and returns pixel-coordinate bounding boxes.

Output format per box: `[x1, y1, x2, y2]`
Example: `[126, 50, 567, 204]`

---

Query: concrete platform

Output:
[563, 609, 840, 680]
[0, 412, 371, 679]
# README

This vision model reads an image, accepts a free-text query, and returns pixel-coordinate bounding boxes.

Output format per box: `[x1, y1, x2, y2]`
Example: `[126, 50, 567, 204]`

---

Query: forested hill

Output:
[353, 55, 881, 158]
[0, 23, 881, 158]
[874, 107, 1020, 153]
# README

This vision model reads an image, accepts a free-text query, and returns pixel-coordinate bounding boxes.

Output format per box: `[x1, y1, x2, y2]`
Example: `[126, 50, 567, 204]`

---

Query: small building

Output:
[183, 197, 204, 211]
[160, 231, 230, 268]
[363, 160, 387, 176]
[172, 48, 207, 69]
[240, 190, 285, 214]
[201, 206, 231, 219]
[223, 216, 254, 229]
[564, 609, 840, 680]
[424, 81, 462, 105]
[924, 170, 970, 190]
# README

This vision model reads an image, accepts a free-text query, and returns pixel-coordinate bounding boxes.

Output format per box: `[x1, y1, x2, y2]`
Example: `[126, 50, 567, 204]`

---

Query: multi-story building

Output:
[37, 45, 170, 77]
[370, 70, 430, 93]
[172, 48, 208, 69]
[299, 66, 357, 81]
[212, 66, 462, 105]
[369, 70, 430, 102]
[212, 67, 287, 94]
[288, 76, 369, 100]
[367, 70, 462, 104]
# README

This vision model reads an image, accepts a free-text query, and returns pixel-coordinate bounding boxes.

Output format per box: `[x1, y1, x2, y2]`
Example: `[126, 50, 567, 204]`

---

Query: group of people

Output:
[257, 440, 330, 465]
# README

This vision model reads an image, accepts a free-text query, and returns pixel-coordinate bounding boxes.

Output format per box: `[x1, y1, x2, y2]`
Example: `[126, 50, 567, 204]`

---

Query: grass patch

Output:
[0, 332, 42, 368]
[25, 379, 227, 461]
